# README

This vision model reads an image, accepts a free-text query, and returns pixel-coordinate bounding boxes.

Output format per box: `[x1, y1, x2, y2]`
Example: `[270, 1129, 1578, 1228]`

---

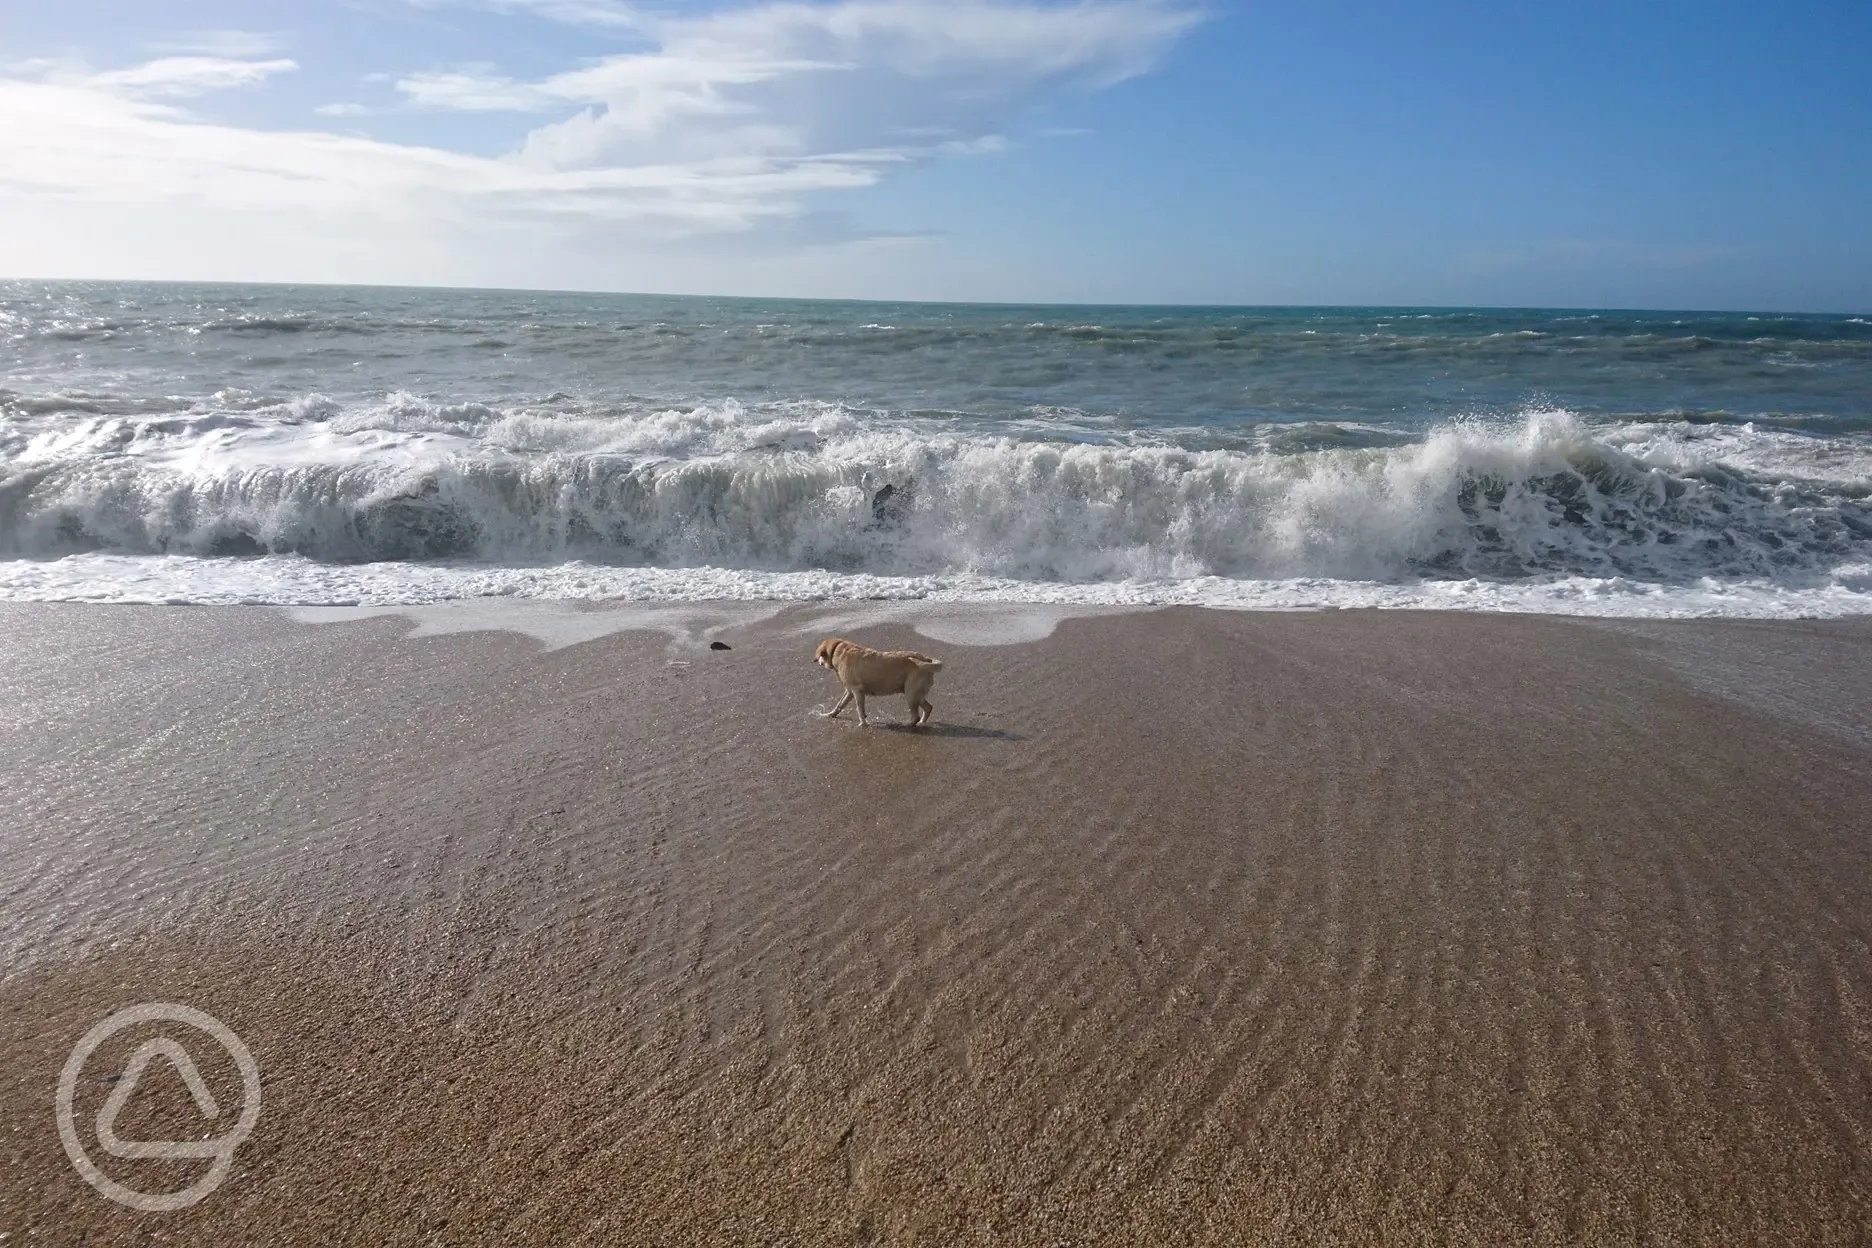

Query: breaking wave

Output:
[3, 396, 1868, 588]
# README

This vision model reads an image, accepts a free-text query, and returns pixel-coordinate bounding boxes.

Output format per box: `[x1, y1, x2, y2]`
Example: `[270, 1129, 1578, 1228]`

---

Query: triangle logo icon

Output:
[95, 1037, 226, 1161]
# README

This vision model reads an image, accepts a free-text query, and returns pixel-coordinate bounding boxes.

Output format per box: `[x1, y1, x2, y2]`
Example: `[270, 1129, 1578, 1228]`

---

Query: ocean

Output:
[3, 281, 1869, 616]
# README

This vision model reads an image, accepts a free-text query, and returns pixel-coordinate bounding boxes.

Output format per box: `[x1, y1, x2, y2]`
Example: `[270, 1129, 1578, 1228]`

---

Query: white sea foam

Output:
[284, 599, 1127, 649]
[3, 552, 1869, 618]
[290, 599, 791, 651]
[3, 389, 1870, 616]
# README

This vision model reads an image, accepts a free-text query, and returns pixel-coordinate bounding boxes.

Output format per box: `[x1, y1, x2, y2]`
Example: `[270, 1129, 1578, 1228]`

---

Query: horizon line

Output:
[3, 274, 1867, 320]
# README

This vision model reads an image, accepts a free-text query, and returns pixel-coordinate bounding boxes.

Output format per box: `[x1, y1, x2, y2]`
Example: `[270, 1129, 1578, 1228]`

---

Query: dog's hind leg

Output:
[905, 672, 934, 726]
[820, 690, 852, 719]
[916, 698, 933, 726]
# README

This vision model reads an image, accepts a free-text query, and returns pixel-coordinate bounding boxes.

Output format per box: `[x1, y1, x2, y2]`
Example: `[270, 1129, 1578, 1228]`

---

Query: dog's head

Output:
[813, 637, 847, 669]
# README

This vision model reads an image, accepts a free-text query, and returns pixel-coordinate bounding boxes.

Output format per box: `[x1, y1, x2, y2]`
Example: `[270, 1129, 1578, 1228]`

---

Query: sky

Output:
[0, 0, 1867, 309]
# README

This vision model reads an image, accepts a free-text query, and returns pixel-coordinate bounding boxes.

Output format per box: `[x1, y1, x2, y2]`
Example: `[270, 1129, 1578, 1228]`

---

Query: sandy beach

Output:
[2, 601, 1870, 1245]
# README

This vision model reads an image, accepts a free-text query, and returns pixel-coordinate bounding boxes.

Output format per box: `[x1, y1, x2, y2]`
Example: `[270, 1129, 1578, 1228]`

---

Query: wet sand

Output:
[2, 602, 1870, 1245]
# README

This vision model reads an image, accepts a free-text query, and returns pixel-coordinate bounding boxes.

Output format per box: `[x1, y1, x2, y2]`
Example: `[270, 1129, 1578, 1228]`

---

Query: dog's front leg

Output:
[821, 690, 853, 719]
[855, 692, 869, 726]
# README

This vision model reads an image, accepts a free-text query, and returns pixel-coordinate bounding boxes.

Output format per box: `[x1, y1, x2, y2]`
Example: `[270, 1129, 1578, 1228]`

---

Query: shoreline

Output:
[8, 553, 1872, 621]
[3, 602, 1870, 1243]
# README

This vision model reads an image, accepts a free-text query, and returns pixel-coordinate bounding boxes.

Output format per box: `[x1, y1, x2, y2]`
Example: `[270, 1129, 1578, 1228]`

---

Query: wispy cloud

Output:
[0, 73, 874, 228]
[398, 66, 561, 111]
[402, 0, 1200, 174]
[0, 0, 1199, 280]
[87, 57, 298, 99]
[412, 0, 647, 29]
[152, 30, 290, 58]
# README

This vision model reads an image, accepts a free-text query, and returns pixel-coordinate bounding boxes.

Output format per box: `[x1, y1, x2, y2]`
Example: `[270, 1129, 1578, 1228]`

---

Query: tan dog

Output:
[814, 637, 943, 727]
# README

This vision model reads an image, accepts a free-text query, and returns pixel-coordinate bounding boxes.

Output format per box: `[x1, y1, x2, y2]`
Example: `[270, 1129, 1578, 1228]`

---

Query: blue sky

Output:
[0, 0, 1867, 309]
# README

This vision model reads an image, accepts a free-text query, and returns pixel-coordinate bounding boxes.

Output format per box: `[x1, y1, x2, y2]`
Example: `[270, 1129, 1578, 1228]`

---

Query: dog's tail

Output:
[908, 654, 943, 670]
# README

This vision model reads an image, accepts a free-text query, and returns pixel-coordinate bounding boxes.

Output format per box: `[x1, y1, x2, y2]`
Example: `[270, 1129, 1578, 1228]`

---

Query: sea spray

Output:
[4, 403, 1867, 585]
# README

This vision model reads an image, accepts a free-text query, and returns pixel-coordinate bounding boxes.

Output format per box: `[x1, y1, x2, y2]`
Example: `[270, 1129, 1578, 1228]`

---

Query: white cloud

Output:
[153, 30, 289, 58]
[398, 67, 560, 111]
[314, 102, 372, 117]
[0, 1, 1199, 285]
[404, 0, 1198, 173]
[0, 76, 873, 225]
[86, 56, 298, 99]
[413, 0, 647, 28]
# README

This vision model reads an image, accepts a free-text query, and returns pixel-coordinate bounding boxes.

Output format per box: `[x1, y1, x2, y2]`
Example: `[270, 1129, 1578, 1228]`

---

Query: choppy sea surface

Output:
[3, 281, 1870, 616]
